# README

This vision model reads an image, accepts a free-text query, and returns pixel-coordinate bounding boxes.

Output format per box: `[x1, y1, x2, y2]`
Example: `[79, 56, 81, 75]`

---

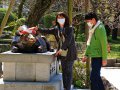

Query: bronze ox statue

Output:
[11, 25, 51, 53]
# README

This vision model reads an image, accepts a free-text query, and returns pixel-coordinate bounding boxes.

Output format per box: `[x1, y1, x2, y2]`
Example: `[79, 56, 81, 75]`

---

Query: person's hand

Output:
[82, 56, 88, 62]
[102, 60, 107, 66]
[55, 49, 62, 56]
[29, 26, 38, 31]
[19, 30, 28, 35]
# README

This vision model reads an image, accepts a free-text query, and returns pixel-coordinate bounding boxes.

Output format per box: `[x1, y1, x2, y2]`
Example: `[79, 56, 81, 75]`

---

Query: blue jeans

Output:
[90, 57, 105, 90]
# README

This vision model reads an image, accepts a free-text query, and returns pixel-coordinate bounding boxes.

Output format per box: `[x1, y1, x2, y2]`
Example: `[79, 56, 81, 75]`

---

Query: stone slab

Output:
[0, 74, 63, 90]
[36, 63, 50, 81]
[0, 51, 56, 63]
[106, 59, 116, 67]
[15, 63, 36, 81]
[3, 62, 15, 81]
[114, 63, 120, 67]
[3, 61, 57, 82]
[116, 59, 120, 63]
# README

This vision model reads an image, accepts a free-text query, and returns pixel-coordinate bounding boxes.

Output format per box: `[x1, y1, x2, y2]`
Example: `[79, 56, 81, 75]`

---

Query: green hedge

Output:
[12, 18, 26, 34]
[73, 60, 87, 89]
[0, 8, 17, 25]
[42, 13, 56, 28]
[2, 18, 26, 35]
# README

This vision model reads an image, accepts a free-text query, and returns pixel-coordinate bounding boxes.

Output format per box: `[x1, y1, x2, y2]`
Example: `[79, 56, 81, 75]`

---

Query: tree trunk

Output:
[0, 1, 2, 4]
[18, 0, 26, 18]
[85, 0, 90, 88]
[75, 25, 80, 40]
[112, 28, 118, 40]
[0, 0, 15, 35]
[68, 0, 73, 26]
[26, 0, 55, 27]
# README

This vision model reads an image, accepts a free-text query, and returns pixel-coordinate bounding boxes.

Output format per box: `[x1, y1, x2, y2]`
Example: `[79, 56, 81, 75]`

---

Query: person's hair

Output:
[55, 12, 70, 27]
[85, 12, 98, 21]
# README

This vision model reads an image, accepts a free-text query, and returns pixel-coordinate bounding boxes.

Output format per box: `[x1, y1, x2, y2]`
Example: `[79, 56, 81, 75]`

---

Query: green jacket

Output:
[85, 23, 107, 60]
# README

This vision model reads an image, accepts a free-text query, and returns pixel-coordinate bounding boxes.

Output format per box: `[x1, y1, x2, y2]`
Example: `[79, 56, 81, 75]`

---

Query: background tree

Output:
[0, 0, 15, 35]
[68, 0, 73, 25]
[90, 0, 120, 40]
[18, 0, 26, 18]
[26, 0, 55, 27]
[85, 0, 90, 88]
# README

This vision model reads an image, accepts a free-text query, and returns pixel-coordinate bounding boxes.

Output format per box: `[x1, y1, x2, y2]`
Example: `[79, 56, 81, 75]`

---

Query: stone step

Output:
[61, 85, 74, 90]
[0, 74, 63, 90]
[116, 59, 120, 63]
[73, 89, 90, 90]
[114, 63, 120, 67]
[106, 59, 116, 67]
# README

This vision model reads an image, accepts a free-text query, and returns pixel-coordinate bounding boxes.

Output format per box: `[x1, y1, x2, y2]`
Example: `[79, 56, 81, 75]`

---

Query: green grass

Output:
[108, 44, 120, 59]
[77, 36, 120, 59]
[108, 36, 120, 59]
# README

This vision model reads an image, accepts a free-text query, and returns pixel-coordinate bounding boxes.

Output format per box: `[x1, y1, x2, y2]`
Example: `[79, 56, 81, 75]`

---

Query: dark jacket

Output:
[38, 26, 77, 61]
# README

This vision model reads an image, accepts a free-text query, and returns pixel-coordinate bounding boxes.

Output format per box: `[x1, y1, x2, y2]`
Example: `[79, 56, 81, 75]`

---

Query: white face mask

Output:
[87, 22, 93, 28]
[57, 18, 65, 25]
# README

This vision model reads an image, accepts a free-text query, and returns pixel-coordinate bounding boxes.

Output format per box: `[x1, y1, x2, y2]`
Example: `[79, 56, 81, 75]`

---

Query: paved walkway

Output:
[101, 67, 120, 90]
[73, 67, 120, 90]
[0, 67, 120, 90]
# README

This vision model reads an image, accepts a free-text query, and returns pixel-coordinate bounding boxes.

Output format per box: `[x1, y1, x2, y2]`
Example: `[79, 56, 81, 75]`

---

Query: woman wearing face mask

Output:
[36, 12, 77, 90]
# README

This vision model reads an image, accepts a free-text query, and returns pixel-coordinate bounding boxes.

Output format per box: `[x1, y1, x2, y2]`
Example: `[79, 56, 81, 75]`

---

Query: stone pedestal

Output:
[0, 51, 62, 90]
[0, 74, 63, 90]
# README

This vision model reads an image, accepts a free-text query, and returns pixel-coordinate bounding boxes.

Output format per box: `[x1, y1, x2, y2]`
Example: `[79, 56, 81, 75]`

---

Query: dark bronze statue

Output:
[11, 25, 51, 53]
